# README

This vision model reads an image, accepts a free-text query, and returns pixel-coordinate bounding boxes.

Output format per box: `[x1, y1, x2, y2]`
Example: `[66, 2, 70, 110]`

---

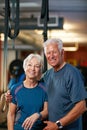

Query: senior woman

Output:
[7, 54, 48, 130]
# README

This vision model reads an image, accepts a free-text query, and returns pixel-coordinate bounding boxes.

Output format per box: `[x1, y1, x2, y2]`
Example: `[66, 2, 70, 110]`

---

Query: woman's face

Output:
[45, 43, 64, 70]
[25, 57, 41, 80]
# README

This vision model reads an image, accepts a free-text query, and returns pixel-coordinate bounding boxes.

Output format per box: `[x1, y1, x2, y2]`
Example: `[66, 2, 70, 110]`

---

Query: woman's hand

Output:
[22, 113, 40, 130]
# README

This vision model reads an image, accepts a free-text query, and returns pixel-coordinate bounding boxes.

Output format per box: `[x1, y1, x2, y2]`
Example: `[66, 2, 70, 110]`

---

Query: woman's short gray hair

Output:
[23, 53, 43, 72]
[43, 38, 63, 54]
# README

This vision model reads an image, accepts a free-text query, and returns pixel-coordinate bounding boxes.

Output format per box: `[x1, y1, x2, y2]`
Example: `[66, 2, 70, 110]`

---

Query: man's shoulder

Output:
[40, 68, 53, 83]
[44, 68, 53, 76]
[64, 63, 79, 72]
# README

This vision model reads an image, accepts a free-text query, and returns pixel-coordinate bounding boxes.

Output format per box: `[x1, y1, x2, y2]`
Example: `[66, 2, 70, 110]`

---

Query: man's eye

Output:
[47, 52, 50, 55]
[54, 51, 57, 54]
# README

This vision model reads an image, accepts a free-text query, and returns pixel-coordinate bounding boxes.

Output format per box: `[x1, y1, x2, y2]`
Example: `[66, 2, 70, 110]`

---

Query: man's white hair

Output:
[23, 53, 43, 72]
[43, 38, 63, 54]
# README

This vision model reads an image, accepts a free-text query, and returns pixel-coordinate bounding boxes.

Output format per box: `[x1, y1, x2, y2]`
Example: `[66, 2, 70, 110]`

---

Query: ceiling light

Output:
[63, 43, 79, 51]
[20, 2, 40, 8]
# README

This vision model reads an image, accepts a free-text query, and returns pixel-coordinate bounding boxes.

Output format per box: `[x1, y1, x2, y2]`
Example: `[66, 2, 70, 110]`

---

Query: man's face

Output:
[45, 43, 63, 69]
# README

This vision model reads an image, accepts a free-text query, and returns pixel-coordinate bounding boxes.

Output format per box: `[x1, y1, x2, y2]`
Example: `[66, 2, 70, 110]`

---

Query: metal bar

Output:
[41, 0, 49, 72]
[2, 0, 9, 92]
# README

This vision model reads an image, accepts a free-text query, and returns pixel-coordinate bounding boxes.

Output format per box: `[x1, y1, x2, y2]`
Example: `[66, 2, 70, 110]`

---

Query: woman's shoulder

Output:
[38, 81, 47, 92]
[10, 81, 23, 92]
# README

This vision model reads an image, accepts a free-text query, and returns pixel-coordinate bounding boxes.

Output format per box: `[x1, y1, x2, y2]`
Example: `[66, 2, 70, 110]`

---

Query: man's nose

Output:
[50, 52, 54, 57]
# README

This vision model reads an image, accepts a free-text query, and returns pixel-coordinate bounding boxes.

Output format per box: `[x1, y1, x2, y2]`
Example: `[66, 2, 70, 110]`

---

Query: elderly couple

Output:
[6, 38, 87, 130]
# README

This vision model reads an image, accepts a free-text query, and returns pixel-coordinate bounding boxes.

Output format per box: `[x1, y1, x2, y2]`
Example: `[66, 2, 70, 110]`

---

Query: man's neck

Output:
[54, 62, 66, 72]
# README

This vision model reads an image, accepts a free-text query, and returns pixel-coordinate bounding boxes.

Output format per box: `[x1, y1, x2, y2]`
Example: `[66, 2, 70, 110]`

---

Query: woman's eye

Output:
[27, 64, 40, 68]
[35, 65, 40, 68]
[28, 64, 32, 67]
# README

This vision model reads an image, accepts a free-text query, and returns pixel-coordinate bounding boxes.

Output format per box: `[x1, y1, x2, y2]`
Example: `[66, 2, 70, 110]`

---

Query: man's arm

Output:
[59, 100, 86, 126]
[43, 100, 87, 130]
[5, 90, 12, 103]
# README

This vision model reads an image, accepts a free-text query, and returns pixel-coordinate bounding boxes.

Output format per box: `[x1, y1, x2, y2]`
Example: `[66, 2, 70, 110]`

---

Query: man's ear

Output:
[61, 49, 64, 56]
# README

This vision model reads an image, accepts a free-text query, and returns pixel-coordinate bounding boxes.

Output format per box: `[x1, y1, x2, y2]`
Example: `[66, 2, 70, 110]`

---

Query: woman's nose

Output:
[31, 65, 35, 69]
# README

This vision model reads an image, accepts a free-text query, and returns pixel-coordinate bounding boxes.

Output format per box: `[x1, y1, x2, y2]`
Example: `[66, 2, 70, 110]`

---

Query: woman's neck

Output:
[23, 79, 38, 88]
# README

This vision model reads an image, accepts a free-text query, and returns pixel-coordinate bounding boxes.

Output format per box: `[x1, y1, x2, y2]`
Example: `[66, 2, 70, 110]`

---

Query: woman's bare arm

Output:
[7, 103, 17, 130]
